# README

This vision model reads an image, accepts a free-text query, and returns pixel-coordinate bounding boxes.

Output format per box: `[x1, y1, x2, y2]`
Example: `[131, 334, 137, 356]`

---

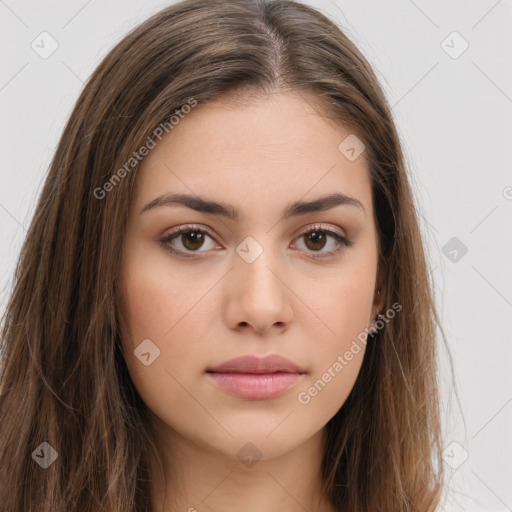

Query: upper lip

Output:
[206, 354, 305, 374]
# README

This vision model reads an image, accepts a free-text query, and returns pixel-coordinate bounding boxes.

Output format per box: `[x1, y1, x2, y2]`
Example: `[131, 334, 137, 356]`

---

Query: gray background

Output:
[1, 0, 511, 510]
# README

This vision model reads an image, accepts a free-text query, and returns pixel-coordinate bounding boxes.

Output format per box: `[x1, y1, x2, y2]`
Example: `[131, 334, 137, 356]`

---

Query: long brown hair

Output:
[0, 0, 450, 510]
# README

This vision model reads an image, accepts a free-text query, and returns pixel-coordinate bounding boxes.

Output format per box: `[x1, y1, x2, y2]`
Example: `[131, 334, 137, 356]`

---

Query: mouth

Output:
[206, 354, 306, 400]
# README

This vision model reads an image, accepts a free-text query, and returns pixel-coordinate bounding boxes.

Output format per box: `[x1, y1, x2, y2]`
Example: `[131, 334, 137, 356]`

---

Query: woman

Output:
[0, 0, 449, 510]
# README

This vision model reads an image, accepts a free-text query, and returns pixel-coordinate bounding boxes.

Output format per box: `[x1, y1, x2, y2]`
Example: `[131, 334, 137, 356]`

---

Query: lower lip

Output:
[207, 372, 303, 399]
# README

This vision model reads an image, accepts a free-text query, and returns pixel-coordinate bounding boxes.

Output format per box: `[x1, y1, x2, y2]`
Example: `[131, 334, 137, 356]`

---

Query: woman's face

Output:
[118, 91, 384, 463]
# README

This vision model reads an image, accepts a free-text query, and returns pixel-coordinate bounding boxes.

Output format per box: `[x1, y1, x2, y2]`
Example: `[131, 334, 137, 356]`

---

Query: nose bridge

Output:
[235, 233, 284, 300]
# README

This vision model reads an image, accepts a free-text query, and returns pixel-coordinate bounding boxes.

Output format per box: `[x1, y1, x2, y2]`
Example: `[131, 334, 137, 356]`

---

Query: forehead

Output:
[134, 91, 373, 219]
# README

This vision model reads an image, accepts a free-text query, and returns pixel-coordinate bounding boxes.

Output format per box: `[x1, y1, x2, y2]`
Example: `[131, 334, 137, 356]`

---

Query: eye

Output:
[291, 224, 353, 259]
[160, 223, 352, 259]
[160, 224, 218, 258]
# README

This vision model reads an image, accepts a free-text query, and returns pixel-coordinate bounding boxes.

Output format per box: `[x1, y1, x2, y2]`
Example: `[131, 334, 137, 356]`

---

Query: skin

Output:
[118, 90, 386, 512]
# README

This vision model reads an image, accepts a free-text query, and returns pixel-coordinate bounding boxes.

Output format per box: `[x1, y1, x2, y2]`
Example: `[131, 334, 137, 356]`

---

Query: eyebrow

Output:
[139, 192, 366, 220]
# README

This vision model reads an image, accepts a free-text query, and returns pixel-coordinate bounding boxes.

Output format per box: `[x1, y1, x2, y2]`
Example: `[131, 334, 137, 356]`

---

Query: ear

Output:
[371, 267, 387, 320]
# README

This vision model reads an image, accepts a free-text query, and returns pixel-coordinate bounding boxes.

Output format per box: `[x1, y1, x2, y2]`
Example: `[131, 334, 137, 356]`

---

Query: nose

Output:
[223, 245, 294, 336]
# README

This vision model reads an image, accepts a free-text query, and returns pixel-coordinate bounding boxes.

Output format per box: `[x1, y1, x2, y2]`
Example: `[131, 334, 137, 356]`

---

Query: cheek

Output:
[117, 242, 215, 392]
[294, 276, 373, 419]
[117, 251, 208, 431]
[301, 251, 377, 395]
[333, 274, 374, 338]
[118, 241, 196, 345]
[307, 255, 377, 344]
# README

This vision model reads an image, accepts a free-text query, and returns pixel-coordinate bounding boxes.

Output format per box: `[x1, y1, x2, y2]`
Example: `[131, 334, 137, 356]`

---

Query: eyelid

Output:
[291, 222, 347, 241]
[165, 223, 217, 240]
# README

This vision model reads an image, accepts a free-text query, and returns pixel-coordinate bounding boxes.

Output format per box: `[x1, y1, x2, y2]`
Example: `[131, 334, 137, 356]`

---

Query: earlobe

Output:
[368, 288, 386, 335]
[375, 287, 385, 311]
[374, 267, 387, 312]
[369, 274, 387, 334]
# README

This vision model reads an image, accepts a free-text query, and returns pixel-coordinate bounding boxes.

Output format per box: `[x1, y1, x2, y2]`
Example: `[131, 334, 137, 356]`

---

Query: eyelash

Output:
[160, 223, 353, 260]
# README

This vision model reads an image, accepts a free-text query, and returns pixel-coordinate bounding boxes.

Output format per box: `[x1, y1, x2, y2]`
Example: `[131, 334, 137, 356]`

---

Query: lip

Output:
[206, 355, 305, 400]
[207, 354, 305, 374]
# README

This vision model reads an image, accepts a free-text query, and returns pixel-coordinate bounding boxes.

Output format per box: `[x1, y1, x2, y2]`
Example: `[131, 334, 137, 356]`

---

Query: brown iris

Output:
[303, 230, 327, 251]
[180, 230, 205, 251]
